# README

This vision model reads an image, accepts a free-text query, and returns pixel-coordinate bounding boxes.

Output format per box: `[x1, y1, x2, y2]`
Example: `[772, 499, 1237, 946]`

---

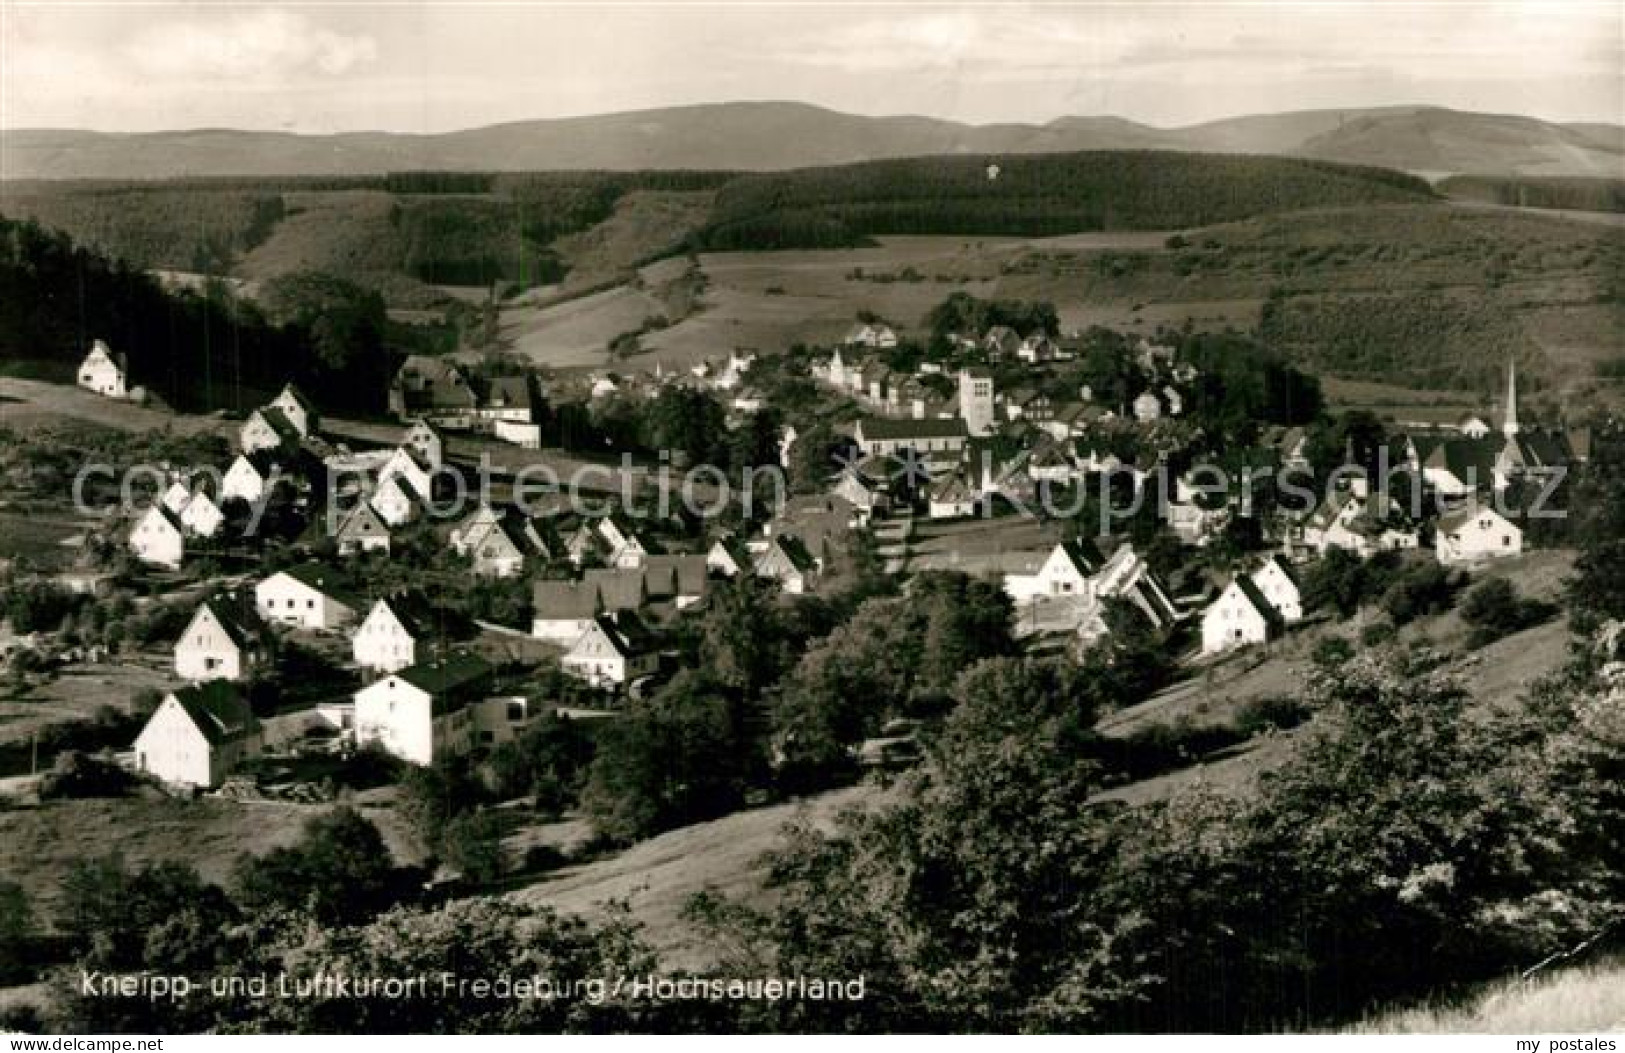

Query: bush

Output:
[38, 751, 132, 800]
[1311, 636, 1354, 668]
[1233, 696, 1314, 737]
[1381, 563, 1464, 625]
[1460, 577, 1558, 648]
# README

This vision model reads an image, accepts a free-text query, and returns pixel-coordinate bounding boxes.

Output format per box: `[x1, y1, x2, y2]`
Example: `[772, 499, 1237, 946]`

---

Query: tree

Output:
[581, 671, 759, 843]
[486, 710, 595, 814]
[1460, 577, 1555, 647]
[233, 806, 401, 925]
[440, 811, 507, 884]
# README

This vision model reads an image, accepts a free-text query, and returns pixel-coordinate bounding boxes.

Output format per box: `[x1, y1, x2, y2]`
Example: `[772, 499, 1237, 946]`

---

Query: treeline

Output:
[1439, 175, 1625, 213]
[0, 187, 284, 272]
[696, 151, 1436, 250]
[0, 216, 393, 414]
[1258, 288, 1537, 391]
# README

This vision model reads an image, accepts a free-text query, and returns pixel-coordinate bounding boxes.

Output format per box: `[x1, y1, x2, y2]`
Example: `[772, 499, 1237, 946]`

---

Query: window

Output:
[507, 701, 525, 723]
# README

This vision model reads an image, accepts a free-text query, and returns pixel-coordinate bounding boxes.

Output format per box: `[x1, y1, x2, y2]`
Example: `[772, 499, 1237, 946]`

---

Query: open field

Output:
[0, 796, 422, 927]
[0, 377, 233, 438]
[510, 784, 884, 970]
[0, 659, 171, 749]
[1344, 957, 1625, 1033]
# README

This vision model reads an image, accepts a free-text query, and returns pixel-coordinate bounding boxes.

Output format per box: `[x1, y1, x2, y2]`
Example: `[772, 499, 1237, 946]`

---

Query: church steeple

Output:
[1502, 357, 1520, 438]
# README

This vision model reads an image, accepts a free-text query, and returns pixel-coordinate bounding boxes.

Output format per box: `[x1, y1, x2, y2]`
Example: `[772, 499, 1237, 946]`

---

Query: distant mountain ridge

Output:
[3, 101, 1621, 181]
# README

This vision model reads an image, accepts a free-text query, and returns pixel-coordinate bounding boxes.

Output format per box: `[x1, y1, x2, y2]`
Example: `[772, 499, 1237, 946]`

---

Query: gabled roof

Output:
[167, 681, 258, 745]
[484, 375, 535, 409]
[1054, 538, 1104, 577]
[367, 594, 435, 640]
[760, 533, 818, 575]
[188, 594, 269, 652]
[277, 383, 317, 416]
[1437, 502, 1514, 535]
[336, 501, 391, 540]
[1423, 437, 1500, 486]
[532, 579, 603, 620]
[138, 503, 185, 535]
[273, 562, 366, 612]
[247, 405, 301, 443]
[574, 612, 655, 659]
[394, 651, 492, 704]
[1230, 576, 1284, 630]
[642, 554, 710, 600]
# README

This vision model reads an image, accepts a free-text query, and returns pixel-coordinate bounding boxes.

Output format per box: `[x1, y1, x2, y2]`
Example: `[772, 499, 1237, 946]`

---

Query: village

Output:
[0, 309, 1587, 802]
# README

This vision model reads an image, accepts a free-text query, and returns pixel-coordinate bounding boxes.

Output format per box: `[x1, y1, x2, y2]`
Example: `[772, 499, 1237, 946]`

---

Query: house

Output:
[1298, 489, 1418, 559]
[352, 652, 494, 765]
[174, 595, 271, 682]
[220, 452, 278, 506]
[754, 534, 819, 594]
[706, 538, 750, 578]
[1004, 540, 1103, 602]
[334, 502, 393, 556]
[353, 596, 435, 673]
[77, 340, 129, 398]
[1092, 543, 1180, 630]
[1436, 504, 1523, 565]
[369, 472, 425, 528]
[853, 416, 968, 457]
[390, 356, 479, 426]
[178, 491, 225, 539]
[597, 514, 653, 568]
[129, 505, 186, 569]
[270, 383, 319, 439]
[641, 555, 711, 609]
[1248, 556, 1303, 624]
[376, 447, 435, 506]
[1017, 333, 1059, 364]
[982, 326, 1022, 359]
[561, 614, 658, 688]
[927, 471, 980, 519]
[831, 460, 893, 517]
[477, 375, 538, 424]
[239, 407, 301, 455]
[1459, 414, 1492, 439]
[402, 419, 447, 469]
[255, 563, 363, 631]
[844, 322, 898, 348]
[531, 580, 603, 645]
[1201, 577, 1283, 654]
[1417, 437, 1503, 497]
[133, 682, 262, 789]
[450, 505, 535, 578]
[160, 479, 193, 515]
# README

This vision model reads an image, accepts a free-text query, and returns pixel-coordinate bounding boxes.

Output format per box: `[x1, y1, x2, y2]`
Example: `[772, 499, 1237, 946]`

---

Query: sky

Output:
[1, 1, 1620, 133]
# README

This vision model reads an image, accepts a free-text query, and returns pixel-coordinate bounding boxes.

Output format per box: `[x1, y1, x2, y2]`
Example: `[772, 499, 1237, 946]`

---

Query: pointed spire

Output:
[1502, 356, 1520, 438]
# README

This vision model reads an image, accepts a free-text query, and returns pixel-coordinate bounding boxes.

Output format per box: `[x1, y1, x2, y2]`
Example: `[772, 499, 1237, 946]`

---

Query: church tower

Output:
[1502, 357, 1520, 438]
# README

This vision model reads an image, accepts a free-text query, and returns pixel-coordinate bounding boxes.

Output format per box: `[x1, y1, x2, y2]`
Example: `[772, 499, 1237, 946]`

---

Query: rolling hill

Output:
[3, 101, 1620, 180]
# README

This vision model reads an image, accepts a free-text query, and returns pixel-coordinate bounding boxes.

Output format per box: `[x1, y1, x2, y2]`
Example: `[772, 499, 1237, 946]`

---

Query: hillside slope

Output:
[4, 102, 1619, 179]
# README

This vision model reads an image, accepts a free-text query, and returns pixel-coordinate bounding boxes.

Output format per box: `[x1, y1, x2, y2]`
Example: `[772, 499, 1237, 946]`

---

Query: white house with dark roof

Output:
[1004, 540, 1103, 602]
[561, 614, 657, 688]
[402, 418, 447, 469]
[270, 383, 319, 439]
[352, 652, 493, 764]
[1248, 556, 1303, 625]
[133, 682, 262, 789]
[1202, 577, 1284, 654]
[178, 491, 225, 539]
[239, 407, 301, 454]
[369, 472, 424, 528]
[221, 453, 276, 506]
[1436, 503, 1523, 565]
[451, 505, 541, 578]
[353, 596, 433, 673]
[129, 504, 186, 569]
[375, 447, 434, 505]
[174, 595, 271, 682]
[77, 340, 130, 399]
[255, 564, 363, 631]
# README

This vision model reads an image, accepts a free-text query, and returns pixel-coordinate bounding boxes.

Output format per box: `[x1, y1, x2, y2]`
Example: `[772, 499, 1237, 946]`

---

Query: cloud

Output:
[124, 7, 377, 82]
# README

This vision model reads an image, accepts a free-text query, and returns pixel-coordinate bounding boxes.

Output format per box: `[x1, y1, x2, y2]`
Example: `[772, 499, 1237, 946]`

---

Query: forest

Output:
[696, 151, 1437, 250]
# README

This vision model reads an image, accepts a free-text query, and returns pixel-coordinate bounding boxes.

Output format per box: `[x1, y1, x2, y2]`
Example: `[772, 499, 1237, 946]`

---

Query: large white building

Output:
[132, 683, 262, 789]
[255, 564, 363, 631]
[352, 652, 493, 765]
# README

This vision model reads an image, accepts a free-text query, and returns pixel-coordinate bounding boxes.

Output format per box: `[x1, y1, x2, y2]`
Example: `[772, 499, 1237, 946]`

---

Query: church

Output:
[1407, 359, 1584, 497]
